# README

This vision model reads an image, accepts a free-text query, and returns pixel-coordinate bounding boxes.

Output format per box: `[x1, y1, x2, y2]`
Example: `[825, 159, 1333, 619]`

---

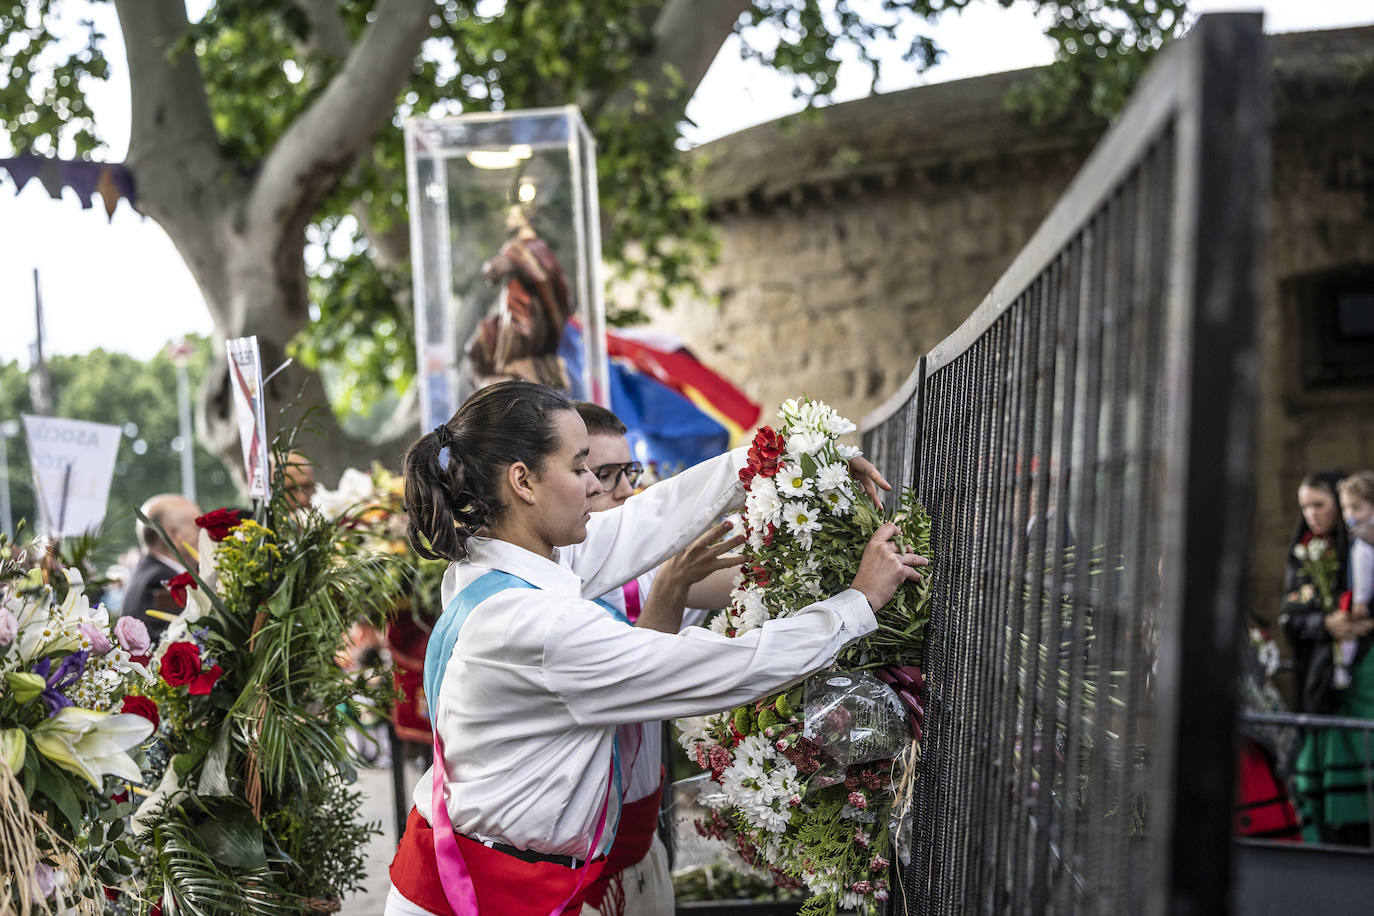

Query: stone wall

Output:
[1253, 29, 1374, 618]
[632, 68, 1100, 430]
[617, 26, 1374, 626]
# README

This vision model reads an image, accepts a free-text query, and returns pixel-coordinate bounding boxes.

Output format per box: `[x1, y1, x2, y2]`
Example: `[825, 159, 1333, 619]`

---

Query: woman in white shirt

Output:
[385, 380, 925, 916]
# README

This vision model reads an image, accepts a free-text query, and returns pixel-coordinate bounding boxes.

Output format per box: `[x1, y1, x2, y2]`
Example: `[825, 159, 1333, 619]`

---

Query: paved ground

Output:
[340, 758, 415, 916]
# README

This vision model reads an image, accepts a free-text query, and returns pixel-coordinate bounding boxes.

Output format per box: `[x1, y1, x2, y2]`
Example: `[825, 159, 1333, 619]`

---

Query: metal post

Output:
[176, 362, 197, 503]
[0, 428, 12, 538]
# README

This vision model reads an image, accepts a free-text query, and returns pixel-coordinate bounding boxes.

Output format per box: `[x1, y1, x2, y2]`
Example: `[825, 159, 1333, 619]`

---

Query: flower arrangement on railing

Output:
[677, 398, 932, 916]
[1, 532, 154, 915]
[130, 459, 401, 916]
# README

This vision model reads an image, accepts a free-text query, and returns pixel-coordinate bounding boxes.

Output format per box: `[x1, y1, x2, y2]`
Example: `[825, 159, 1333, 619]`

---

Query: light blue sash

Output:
[423, 568, 625, 843]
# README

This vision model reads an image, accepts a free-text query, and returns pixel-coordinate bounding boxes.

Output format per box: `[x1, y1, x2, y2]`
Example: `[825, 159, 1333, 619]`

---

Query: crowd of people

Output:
[98, 382, 923, 916]
[100, 383, 1374, 912]
[1270, 469, 1374, 848]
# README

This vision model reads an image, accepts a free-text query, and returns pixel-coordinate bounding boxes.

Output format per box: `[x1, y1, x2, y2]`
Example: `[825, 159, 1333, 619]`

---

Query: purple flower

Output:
[32, 651, 89, 715]
[33, 863, 55, 898]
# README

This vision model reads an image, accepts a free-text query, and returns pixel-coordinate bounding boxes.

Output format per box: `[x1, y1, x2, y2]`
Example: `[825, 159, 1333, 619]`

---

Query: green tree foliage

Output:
[0, 338, 242, 561]
[2, 0, 1188, 418]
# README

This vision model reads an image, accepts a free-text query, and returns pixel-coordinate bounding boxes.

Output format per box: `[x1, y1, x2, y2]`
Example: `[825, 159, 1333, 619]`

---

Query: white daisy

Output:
[822, 409, 857, 437]
[776, 464, 814, 499]
[784, 501, 822, 541]
[785, 430, 828, 459]
[823, 488, 853, 517]
[816, 462, 848, 492]
[746, 476, 783, 526]
[836, 443, 861, 460]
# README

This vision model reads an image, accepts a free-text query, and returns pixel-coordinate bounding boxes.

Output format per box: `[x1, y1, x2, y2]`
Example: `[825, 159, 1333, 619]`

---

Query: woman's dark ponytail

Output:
[403, 380, 573, 561]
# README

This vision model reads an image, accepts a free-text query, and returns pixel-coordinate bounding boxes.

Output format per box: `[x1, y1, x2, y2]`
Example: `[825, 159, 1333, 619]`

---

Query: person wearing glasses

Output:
[387, 381, 924, 916]
[571, 402, 741, 916]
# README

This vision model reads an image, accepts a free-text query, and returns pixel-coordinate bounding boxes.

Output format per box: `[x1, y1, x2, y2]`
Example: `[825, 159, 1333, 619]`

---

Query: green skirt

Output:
[1295, 647, 1374, 840]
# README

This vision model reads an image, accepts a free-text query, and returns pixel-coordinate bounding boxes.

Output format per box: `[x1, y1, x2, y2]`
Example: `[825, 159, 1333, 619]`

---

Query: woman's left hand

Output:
[848, 456, 893, 508]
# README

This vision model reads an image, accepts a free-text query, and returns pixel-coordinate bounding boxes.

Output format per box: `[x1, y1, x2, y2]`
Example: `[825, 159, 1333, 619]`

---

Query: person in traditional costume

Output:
[1280, 470, 1374, 845]
[385, 381, 925, 916]
[570, 401, 740, 916]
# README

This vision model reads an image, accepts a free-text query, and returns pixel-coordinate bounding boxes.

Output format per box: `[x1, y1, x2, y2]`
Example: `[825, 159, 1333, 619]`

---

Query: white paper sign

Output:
[21, 415, 121, 537]
[226, 335, 271, 500]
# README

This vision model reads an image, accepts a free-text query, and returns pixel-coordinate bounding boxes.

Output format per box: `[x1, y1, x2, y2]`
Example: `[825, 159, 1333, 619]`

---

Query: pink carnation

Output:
[0, 606, 16, 647]
[776, 740, 789, 752]
[870, 855, 890, 871]
[79, 622, 112, 656]
[853, 828, 870, 848]
[851, 880, 873, 894]
[788, 793, 802, 808]
[847, 791, 867, 810]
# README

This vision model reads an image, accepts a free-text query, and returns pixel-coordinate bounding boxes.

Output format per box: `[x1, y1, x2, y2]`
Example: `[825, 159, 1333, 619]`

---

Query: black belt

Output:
[481, 839, 583, 869]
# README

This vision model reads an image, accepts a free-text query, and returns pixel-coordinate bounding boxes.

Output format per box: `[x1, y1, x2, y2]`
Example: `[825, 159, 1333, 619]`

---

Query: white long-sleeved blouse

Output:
[415, 448, 876, 857]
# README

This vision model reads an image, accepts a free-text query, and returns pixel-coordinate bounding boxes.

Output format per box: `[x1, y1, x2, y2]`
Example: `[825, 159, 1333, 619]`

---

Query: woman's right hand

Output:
[1324, 612, 1374, 641]
[851, 522, 928, 611]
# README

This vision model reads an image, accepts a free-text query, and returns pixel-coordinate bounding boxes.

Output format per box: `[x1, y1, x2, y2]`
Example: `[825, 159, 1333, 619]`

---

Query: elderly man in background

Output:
[121, 493, 201, 643]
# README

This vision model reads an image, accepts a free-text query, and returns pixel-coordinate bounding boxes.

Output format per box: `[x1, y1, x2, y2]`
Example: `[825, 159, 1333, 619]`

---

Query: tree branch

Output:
[113, 0, 221, 168]
[294, 0, 353, 70]
[112, 0, 233, 306]
[593, 0, 752, 120]
[247, 0, 431, 236]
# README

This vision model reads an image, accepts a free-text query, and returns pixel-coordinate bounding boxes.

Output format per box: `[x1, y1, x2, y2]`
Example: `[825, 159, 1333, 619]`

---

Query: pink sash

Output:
[430, 733, 614, 915]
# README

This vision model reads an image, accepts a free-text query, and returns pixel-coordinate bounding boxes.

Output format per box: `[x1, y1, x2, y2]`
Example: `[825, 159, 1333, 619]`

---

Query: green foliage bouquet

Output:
[677, 398, 931, 916]
[131, 454, 400, 916]
[0, 533, 153, 915]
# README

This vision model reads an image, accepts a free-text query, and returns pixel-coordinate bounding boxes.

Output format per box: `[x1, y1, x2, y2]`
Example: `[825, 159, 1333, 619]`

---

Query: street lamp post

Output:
[165, 339, 197, 504]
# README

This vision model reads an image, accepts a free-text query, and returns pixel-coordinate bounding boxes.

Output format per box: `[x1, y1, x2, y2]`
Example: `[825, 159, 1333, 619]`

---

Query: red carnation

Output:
[747, 426, 786, 478]
[159, 641, 202, 687]
[188, 664, 223, 696]
[165, 572, 198, 609]
[196, 507, 245, 541]
[120, 695, 160, 730]
[706, 744, 732, 783]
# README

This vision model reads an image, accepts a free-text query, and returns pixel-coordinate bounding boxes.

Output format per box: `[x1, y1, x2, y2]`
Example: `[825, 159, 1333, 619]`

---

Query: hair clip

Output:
[438, 446, 451, 470]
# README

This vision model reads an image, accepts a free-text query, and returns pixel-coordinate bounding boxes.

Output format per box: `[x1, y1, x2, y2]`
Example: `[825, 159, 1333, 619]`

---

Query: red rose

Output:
[120, 694, 160, 730]
[165, 572, 198, 609]
[196, 508, 245, 541]
[159, 641, 202, 687]
[188, 664, 223, 696]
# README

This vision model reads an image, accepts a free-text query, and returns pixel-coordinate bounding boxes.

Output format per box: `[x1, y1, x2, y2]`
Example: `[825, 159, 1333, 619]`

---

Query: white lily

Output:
[1, 726, 26, 772]
[31, 708, 153, 790]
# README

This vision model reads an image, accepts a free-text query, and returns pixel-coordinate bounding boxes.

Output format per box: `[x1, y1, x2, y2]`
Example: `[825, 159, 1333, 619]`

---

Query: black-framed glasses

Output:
[593, 461, 644, 490]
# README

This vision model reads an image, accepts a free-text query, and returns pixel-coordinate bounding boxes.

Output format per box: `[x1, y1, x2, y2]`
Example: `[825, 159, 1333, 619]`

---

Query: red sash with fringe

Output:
[390, 807, 608, 916]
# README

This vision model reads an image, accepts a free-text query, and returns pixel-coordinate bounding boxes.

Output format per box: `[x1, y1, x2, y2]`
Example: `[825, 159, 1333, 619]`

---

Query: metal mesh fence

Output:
[863, 14, 1267, 915]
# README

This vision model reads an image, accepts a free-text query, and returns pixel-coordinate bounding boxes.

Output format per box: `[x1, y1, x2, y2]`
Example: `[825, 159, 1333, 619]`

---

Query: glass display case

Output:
[405, 106, 610, 430]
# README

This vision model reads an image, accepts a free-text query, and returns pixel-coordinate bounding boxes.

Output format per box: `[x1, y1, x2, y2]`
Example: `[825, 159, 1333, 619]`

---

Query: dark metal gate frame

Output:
[862, 14, 1266, 916]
